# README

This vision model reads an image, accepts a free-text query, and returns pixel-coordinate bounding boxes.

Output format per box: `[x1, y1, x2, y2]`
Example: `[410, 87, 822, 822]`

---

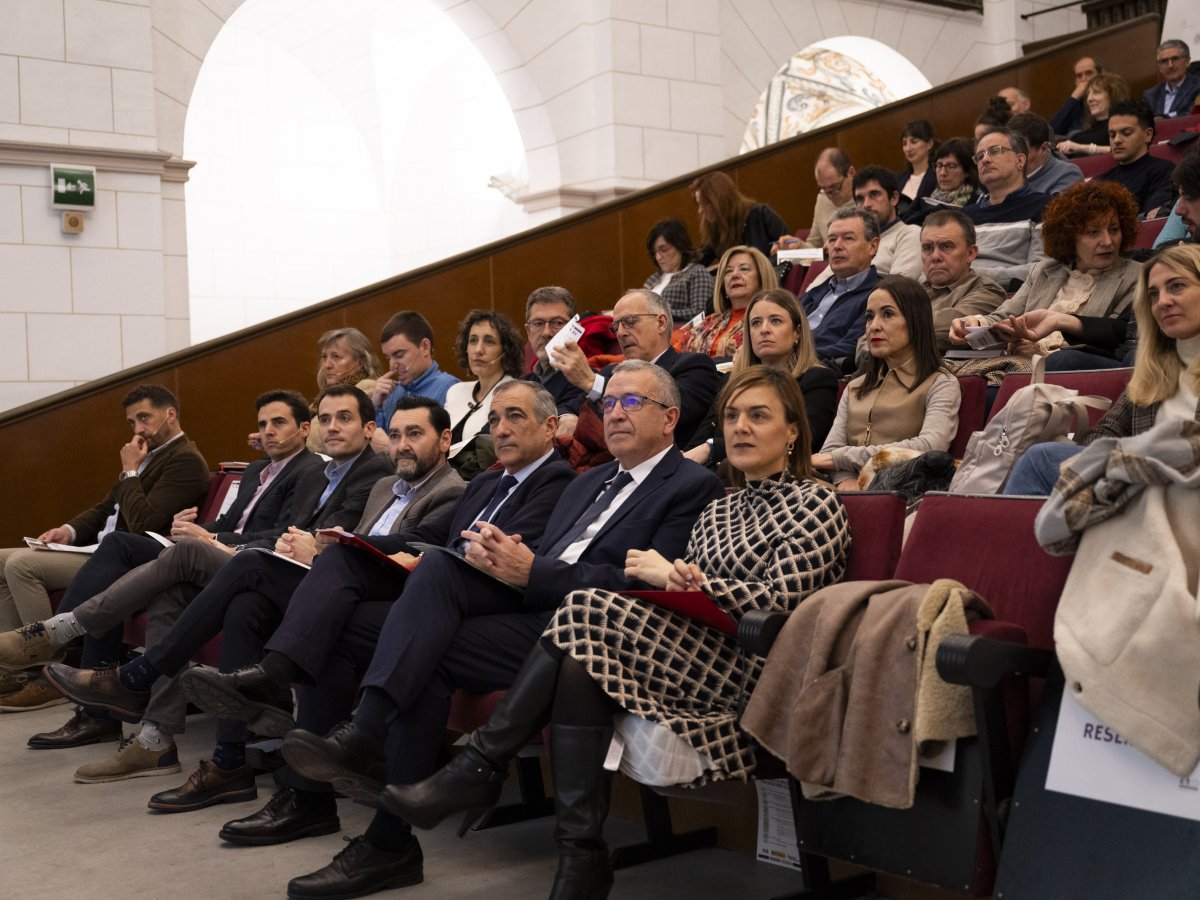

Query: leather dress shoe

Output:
[181, 665, 294, 738]
[287, 834, 422, 899]
[27, 706, 122, 749]
[147, 758, 258, 812]
[42, 663, 149, 720]
[219, 787, 340, 845]
[281, 723, 386, 803]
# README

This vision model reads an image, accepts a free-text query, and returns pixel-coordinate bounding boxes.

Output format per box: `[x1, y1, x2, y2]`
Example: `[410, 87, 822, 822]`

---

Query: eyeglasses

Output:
[526, 318, 569, 333]
[1157, 54, 1185, 66]
[608, 313, 659, 334]
[972, 145, 1015, 163]
[816, 175, 847, 196]
[934, 161, 962, 172]
[601, 393, 669, 415]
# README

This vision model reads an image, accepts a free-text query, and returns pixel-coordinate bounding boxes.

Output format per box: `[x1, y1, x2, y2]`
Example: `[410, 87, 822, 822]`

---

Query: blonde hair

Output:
[733, 289, 820, 378]
[1128, 245, 1200, 406]
[711, 245, 779, 314]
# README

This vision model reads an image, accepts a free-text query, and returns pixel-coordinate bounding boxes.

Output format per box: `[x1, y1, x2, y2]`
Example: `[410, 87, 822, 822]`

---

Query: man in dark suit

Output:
[41, 386, 391, 784]
[520, 286, 587, 436]
[801, 207, 880, 373]
[549, 287, 721, 447]
[273, 361, 724, 898]
[1144, 39, 1200, 119]
[0, 388, 319, 732]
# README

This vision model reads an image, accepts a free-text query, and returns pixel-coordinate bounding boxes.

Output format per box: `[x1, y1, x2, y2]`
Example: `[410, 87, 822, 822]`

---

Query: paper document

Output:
[23, 537, 97, 554]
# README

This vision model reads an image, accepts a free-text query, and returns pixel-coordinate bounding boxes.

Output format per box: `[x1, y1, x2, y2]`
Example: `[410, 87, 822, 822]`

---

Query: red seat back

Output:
[1136, 216, 1168, 249]
[1153, 114, 1200, 142]
[1148, 142, 1185, 165]
[952, 375, 988, 458]
[988, 367, 1132, 426]
[798, 260, 828, 295]
[838, 491, 906, 581]
[1071, 154, 1116, 179]
[893, 492, 1073, 649]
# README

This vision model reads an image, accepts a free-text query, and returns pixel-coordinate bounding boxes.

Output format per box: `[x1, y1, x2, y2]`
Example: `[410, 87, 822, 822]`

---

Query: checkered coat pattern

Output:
[545, 477, 850, 784]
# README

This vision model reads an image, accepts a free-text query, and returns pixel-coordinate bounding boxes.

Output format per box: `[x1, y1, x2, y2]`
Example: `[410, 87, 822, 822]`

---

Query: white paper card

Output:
[545, 314, 584, 356]
[776, 248, 824, 262]
[755, 778, 804, 871]
[965, 325, 1002, 350]
[1045, 689, 1200, 821]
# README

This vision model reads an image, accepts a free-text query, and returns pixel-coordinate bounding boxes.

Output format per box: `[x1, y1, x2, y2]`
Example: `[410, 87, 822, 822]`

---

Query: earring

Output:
[786, 441, 795, 457]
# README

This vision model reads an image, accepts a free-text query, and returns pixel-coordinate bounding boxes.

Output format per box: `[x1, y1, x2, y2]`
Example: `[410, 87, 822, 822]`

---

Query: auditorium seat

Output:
[988, 367, 1132, 427]
[1153, 113, 1200, 142]
[1136, 215, 1169, 248]
[1071, 154, 1117, 178]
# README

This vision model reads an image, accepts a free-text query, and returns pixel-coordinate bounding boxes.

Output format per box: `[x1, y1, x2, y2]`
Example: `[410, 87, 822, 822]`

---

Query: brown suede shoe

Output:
[147, 759, 258, 812]
[0, 678, 66, 712]
[42, 663, 149, 720]
[28, 706, 123, 749]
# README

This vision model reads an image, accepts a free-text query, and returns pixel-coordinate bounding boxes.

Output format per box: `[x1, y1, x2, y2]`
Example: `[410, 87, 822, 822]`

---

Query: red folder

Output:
[316, 530, 412, 572]
[621, 590, 737, 635]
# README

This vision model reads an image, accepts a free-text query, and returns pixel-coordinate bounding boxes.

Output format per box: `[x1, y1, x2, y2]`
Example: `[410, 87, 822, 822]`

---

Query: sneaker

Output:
[73, 736, 182, 784]
[0, 678, 67, 712]
[0, 622, 65, 673]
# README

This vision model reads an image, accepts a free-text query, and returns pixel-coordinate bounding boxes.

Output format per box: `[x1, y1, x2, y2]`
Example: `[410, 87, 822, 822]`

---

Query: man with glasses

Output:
[213, 368, 721, 897]
[1050, 56, 1102, 137]
[963, 128, 1051, 287]
[549, 288, 720, 447]
[1144, 40, 1200, 120]
[774, 148, 856, 254]
[521, 285, 587, 436]
[1009, 113, 1083, 196]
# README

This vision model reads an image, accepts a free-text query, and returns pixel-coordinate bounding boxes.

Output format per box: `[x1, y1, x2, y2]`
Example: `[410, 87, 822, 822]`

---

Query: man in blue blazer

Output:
[801, 207, 881, 374]
[1144, 39, 1200, 119]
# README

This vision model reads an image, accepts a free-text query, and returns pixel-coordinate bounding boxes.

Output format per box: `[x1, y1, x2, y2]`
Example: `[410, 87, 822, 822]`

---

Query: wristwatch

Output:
[119, 470, 139, 481]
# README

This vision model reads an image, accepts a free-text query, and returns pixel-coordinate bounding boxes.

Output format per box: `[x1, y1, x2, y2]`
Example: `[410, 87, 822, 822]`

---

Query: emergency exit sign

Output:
[50, 165, 96, 209]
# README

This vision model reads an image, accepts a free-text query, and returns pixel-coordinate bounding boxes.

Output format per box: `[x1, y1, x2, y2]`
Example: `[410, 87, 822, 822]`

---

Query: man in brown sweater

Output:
[920, 209, 1006, 352]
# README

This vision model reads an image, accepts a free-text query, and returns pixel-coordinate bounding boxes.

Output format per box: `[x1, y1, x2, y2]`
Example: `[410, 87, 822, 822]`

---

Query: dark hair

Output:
[717, 365, 813, 487]
[121, 384, 178, 412]
[1107, 99, 1154, 132]
[856, 276, 941, 399]
[933, 138, 981, 191]
[976, 96, 1012, 130]
[645, 219, 698, 270]
[1006, 113, 1051, 151]
[853, 165, 900, 199]
[690, 171, 756, 258]
[1173, 144, 1200, 199]
[922, 208, 977, 246]
[900, 120, 938, 174]
[453, 309, 525, 379]
[829, 206, 881, 242]
[255, 389, 311, 427]
[314, 384, 375, 426]
[1041, 180, 1139, 263]
[380, 311, 434, 348]
[980, 127, 1028, 158]
[525, 286, 576, 320]
[390, 394, 451, 434]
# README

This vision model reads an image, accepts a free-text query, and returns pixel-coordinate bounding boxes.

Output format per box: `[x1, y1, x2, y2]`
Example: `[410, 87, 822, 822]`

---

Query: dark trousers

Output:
[59, 532, 163, 667]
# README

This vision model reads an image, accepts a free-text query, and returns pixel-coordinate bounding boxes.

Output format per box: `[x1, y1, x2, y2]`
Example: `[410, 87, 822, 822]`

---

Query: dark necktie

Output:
[544, 470, 634, 558]
[456, 474, 518, 550]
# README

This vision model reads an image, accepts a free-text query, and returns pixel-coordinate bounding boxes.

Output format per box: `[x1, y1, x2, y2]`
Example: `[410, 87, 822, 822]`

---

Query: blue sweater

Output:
[376, 361, 459, 429]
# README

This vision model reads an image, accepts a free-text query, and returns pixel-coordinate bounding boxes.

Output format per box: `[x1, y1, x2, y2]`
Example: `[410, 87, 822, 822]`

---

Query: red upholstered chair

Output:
[1153, 113, 1200, 142]
[988, 367, 1132, 427]
[952, 375, 988, 458]
[1071, 153, 1116, 179]
[837, 491, 906, 581]
[798, 260, 827, 295]
[1148, 141, 1185, 165]
[1136, 215, 1168, 249]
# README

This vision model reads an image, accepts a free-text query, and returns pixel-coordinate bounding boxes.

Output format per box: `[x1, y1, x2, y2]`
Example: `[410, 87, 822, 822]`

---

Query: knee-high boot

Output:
[380, 639, 561, 832]
[547, 723, 615, 900]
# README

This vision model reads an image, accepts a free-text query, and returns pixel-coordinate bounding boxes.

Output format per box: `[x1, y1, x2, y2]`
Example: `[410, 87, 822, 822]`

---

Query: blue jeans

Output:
[1004, 442, 1085, 496]
[1044, 349, 1128, 371]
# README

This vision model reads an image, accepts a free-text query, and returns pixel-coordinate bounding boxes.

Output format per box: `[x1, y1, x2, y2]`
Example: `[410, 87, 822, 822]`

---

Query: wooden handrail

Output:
[0, 16, 1161, 544]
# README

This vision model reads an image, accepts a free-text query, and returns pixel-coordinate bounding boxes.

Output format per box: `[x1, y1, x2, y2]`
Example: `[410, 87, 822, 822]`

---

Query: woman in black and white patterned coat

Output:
[383, 366, 849, 900]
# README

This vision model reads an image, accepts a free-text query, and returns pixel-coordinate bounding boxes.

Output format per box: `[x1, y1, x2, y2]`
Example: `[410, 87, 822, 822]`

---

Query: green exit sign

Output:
[50, 165, 96, 209]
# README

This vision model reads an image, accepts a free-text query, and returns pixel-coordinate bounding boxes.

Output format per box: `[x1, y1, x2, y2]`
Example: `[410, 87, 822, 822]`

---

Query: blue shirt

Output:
[376, 361, 459, 429]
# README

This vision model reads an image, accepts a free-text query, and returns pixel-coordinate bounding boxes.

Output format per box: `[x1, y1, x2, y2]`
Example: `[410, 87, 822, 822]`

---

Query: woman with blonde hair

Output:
[683, 245, 779, 360]
[685, 288, 838, 465]
[1006, 244, 1200, 494]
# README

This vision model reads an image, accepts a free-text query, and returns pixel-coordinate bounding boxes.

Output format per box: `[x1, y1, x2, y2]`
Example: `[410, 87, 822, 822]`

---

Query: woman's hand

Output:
[683, 443, 711, 465]
[835, 478, 860, 491]
[625, 548, 674, 589]
[666, 558, 707, 593]
[948, 315, 989, 345]
[1012, 309, 1081, 340]
[809, 452, 834, 471]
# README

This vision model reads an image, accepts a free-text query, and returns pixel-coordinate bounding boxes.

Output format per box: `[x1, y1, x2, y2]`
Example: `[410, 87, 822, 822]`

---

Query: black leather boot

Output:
[380, 640, 560, 833]
[547, 723, 615, 900]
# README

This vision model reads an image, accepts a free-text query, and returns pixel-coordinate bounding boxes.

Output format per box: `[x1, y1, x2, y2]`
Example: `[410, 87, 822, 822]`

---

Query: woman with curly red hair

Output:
[949, 180, 1143, 370]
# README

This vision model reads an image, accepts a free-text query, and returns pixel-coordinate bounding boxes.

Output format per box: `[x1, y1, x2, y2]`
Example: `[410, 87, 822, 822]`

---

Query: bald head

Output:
[999, 87, 1030, 115]
[814, 148, 854, 206]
